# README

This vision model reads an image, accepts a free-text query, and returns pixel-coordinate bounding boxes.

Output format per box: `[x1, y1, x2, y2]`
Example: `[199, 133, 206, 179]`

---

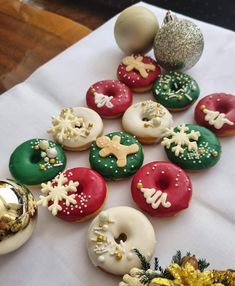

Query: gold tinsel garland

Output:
[119, 250, 235, 286]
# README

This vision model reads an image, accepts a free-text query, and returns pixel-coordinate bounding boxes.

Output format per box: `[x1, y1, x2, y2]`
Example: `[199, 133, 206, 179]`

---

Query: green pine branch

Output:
[198, 258, 210, 271]
[133, 248, 151, 271]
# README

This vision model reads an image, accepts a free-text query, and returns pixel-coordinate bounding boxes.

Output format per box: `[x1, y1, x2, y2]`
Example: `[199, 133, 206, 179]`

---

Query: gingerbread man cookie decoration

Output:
[96, 135, 139, 167]
[122, 55, 156, 78]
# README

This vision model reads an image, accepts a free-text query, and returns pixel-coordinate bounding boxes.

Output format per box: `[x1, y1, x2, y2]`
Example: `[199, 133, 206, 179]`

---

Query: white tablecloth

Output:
[0, 2, 235, 285]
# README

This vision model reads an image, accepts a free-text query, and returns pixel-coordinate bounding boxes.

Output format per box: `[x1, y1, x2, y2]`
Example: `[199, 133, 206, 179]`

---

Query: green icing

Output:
[89, 132, 144, 180]
[152, 71, 200, 110]
[9, 139, 66, 185]
[162, 124, 221, 170]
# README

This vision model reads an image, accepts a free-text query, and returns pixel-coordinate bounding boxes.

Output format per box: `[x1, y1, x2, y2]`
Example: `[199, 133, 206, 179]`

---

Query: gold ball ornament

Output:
[114, 6, 159, 54]
[0, 179, 37, 255]
[154, 11, 204, 71]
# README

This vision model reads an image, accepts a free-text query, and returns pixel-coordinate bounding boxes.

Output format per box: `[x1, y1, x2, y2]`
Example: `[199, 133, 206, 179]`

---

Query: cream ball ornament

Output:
[0, 179, 37, 255]
[154, 11, 204, 71]
[114, 6, 159, 54]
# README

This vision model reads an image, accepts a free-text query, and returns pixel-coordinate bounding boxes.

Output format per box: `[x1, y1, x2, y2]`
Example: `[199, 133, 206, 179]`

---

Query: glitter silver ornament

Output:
[0, 179, 37, 255]
[154, 11, 204, 71]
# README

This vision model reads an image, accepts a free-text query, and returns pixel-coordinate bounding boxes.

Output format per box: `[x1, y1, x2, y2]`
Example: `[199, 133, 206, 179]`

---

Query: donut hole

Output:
[216, 101, 230, 114]
[75, 125, 82, 129]
[115, 233, 127, 244]
[30, 152, 42, 164]
[105, 89, 116, 98]
[171, 83, 182, 92]
[157, 174, 170, 190]
[142, 117, 150, 122]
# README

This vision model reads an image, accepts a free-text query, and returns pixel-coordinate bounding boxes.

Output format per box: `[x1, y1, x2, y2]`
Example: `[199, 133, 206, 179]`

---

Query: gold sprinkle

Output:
[91, 88, 96, 93]
[50, 159, 55, 164]
[163, 84, 168, 90]
[88, 123, 93, 128]
[200, 105, 206, 111]
[212, 150, 218, 157]
[137, 182, 143, 189]
[97, 235, 106, 242]
[39, 164, 45, 170]
[178, 95, 183, 101]
[115, 252, 123, 261]
[198, 149, 204, 155]
[34, 145, 39, 150]
[85, 130, 90, 136]
[141, 102, 146, 107]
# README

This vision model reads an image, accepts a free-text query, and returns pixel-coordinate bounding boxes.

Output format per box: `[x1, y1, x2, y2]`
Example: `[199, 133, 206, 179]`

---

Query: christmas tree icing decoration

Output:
[201, 106, 234, 129]
[137, 182, 171, 209]
[91, 211, 126, 262]
[122, 55, 156, 78]
[161, 123, 200, 156]
[48, 108, 93, 142]
[93, 92, 114, 108]
[37, 172, 79, 215]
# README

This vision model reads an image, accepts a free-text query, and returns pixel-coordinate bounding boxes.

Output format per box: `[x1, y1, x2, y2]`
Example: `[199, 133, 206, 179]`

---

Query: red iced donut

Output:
[194, 93, 235, 136]
[131, 161, 192, 217]
[37, 167, 107, 222]
[86, 80, 132, 118]
[117, 54, 161, 93]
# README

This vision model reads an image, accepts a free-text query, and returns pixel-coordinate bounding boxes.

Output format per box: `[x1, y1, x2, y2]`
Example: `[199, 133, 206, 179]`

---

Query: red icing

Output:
[194, 93, 235, 136]
[117, 55, 161, 90]
[86, 80, 132, 118]
[49, 168, 107, 222]
[131, 161, 192, 217]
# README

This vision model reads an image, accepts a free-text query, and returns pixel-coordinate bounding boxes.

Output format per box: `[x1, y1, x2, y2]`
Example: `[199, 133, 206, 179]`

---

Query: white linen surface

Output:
[0, 2, 235, 285]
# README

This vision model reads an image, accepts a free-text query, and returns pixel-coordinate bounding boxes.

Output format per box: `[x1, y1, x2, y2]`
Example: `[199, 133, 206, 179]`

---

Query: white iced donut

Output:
[122, 100, 173, 144]
[87, 206, 156, 276]
[48, 107, 103, 151]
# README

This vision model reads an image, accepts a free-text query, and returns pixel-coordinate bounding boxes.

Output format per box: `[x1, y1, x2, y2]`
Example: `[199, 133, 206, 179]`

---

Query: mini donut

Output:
[152, 71, 200, 111]
[48, 107, 103, 151]
[117, 54, 161, 93]
[131, 161, 192, 217]
[86, 80, 133, 118]
[194, 93, 235, 136]
[122, 100, 173, 144]
[37, 168, 107, 222]
[89, 132, 144, 180]
[87, 206, 156, 275]
[161, 123, 221, 171]
[9, 139, 66, 185]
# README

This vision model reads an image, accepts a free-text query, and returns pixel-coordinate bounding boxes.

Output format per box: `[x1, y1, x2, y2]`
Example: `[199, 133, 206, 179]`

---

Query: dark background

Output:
[92, 0, 235, 31]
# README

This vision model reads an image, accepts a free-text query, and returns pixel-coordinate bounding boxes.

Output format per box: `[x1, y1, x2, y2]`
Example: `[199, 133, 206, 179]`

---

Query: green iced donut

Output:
[152, 71, 199, 111]
[9, 139, 66, 185]
[161, 124, 221, 170]
[89, 132, 144, 180]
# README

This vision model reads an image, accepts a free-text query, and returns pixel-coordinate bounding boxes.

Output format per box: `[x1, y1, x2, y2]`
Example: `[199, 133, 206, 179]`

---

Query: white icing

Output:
[203, 108, 234, 129]
[122, 100, 173, 142]
[37, 173, 79, 215]
[46, 147, 57, 159]
[140, 187, 171, 209]
[48, 107, 103, 150]
[161, 124, 200, 156]
[39, 140, 49, 150]
[87, 207, 156, 275]
[94, 92, 114, 108]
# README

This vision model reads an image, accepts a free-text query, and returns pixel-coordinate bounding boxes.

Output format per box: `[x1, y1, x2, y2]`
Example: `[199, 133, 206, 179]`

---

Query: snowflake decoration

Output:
[161, 124, 201, 156]
[48, 108, 90, 143]
[37, 173, 79, 216]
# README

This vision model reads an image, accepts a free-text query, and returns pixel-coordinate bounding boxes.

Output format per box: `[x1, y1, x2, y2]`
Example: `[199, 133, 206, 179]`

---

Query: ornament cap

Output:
[163, 11, 178, 25]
